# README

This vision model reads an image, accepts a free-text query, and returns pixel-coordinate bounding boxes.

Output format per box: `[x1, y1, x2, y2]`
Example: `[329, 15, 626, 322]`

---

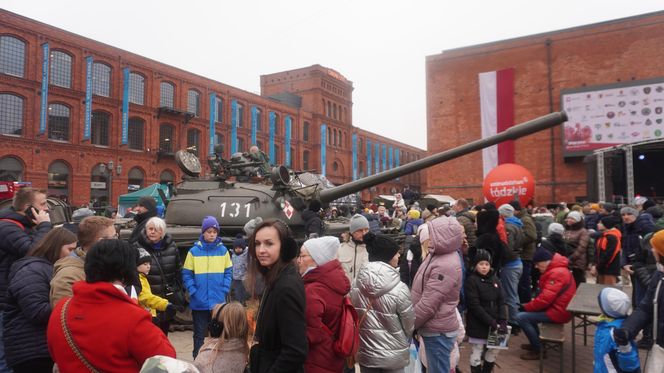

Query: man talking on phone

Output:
[0, 187, 52, 371]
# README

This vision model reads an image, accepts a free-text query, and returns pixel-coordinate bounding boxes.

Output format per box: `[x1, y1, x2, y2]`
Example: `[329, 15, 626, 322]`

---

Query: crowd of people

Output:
[2, 186, 664, 372]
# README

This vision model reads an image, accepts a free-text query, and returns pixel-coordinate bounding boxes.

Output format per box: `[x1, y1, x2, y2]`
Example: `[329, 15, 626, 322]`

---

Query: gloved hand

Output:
[489, 319, 498, 331]
[498, 320, 508, 334]
[613, 328, 629, 346]
[164, 303, 177, 320]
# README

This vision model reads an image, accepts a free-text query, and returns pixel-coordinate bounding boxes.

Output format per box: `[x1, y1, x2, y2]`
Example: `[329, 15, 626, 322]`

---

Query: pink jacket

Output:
[411, 217, 463, 334]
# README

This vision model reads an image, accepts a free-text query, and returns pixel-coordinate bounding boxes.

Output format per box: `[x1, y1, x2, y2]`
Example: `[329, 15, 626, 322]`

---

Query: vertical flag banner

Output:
[388, 146, 394, 169]
[39, 43, 50, 135]
[121, 67, 130, 145]
[382, 144, 387, 172]
[269, 112, 276, 162]
[352, 133, 358, 180]
[83, 56, 93, 141]
[320, 123, 327, 176]
[366, 139, 372, 175]
[480, 68, 515, 177]
[374, 143, 380, 174]
[285, 116, 292, 167]
[251, 106, 258, 146]
[209, 93, 216, 155]
[231, 99, 238, 154]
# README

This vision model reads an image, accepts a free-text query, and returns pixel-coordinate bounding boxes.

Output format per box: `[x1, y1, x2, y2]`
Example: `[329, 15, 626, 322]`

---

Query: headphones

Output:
[208, 303, 228, 338]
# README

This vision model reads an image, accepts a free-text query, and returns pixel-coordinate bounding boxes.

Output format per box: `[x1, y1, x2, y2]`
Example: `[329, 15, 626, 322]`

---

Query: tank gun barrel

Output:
[319, 111, 568, 203]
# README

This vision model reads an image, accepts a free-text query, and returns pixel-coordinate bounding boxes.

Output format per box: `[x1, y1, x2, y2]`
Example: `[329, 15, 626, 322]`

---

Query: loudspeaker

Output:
[208, 303, 228, 338]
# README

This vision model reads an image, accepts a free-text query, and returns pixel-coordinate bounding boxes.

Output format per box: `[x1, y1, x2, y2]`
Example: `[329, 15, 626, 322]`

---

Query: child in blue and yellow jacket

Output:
[593, 288, 640, 373]
[182, 216, 233, 359]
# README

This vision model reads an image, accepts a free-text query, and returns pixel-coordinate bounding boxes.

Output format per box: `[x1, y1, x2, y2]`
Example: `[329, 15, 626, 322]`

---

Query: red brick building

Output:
[0, 9, 424, 206]
[425, 11, 664, 205]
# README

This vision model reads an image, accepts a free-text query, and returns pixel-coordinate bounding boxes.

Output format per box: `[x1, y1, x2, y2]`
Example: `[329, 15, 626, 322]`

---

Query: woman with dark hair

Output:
[4, 228, 76, 372]
[47, 239, 176, 372]
[246, 219, 307, 373]
[473, 209, 505, 273]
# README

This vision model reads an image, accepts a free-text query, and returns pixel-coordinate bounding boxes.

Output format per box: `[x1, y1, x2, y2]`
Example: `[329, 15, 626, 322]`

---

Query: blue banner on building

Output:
[389, 146, 394, 169]
[321, 123, 327, 177]
[231, 99, 238, 154]
[209, 93, 216, 155]
[251, 106, 258, 146]
[374, 143, 380, 174]
[121, 67, 130, 145]
[395, 147, 400, 180]
[352, 133, 358, 180]
[269, 112, 276, 162]
[83, 56, 93, 141]
[285, 116, 292, 167]
[382, 144, 387, 172]
[366, 139, 372, 175]
[39, 43, 49, 135]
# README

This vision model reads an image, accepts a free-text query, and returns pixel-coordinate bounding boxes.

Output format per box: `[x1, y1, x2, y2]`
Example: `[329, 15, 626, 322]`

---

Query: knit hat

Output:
[233, 233, 246, 248]
[548, 223, 565, 236]
[137, 247, 152, 265]
[201, 215, 220, 233]
[498, 204, 515, 218]
[508, 200, 522, 211]
[472, 249, 492, 269]
[601, 202, 617, 213]
[533, 246, 553, 263]
[598, 288, 631, 319]
[304, 236, 340, 266]
[364, 232, 400, 264]
[566, 211, 583, 223]
[243, 217, 263, 236]
[600, 215, 621, 230]
[643, 199, 656, 211]
[408, 209, 421, 219]
[651, 230, 664, 257]
[620, 206, 638, 217]
[634, 196, 648, 206]
[137, 196, 157, 212]
[72, 208, 95, 223]
[349, 214, 370, 233]
[590, 203, 601, 211]
[418, 223, 430, 244]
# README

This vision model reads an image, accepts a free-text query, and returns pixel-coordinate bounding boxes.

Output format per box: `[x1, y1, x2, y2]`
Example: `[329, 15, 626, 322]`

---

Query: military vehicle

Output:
[159, 111, 568, 247]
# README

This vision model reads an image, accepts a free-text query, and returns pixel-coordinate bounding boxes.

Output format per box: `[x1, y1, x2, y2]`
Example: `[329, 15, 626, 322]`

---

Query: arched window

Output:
[0, 93, 23, 136]
[359, 161, 365, 178]
[159, 124, 175, 153]
[160, 82, 175, 108]
[289, 147, 294, 167]
[90, 164, 110, 206]
[128, 72, 145, 105]
[128, 117, 144, 150]
[237, 103, 245, 127]
[274, 144, 281, 165]
[48, 103, 70, 141]
[321, 99, 326, 115]
[333, 129, 338, 147]
[91, 111, 110, 146]
[303, 121, 310, 142]
[48, 161, 70, 200]
[50, 51, 72, 88]
[127, 167, 144, 192]
[187, 128, 200, 156]
[303, 150, 310, 170]
[92, 62, 111, 97]
[214, 132, 224, 147]
[359, 138, 363, 152]
[187, 89, 200, 117]
[0, 36, 26, 77]
[332, 161, 339, 172]
[0, 156, 23, 181]
[215, 96, 224, 123]
[160, 170, 174, 184]
[255, 107, 262, 132]
[333, 104, 337, 119]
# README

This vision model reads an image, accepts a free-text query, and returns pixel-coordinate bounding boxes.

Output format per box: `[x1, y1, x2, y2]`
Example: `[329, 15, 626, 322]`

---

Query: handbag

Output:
[645, 278, 664, 373]
[61, 298, 101, 373]
[152, 252, 187, 313]
[345, 300, 372, 368]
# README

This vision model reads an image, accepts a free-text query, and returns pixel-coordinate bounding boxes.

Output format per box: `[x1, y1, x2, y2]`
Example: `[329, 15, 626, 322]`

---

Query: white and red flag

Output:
[479, 68, 515, 177]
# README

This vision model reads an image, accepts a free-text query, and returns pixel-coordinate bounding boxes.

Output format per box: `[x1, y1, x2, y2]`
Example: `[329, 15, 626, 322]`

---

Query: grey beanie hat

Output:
[137, 247, 152, 265]
[567, 211, 583, 223]
[349, 214, 370, 233]
[548, 222, 565, 236]
[304, 236, 340, 266]
[620, 206, 638, 217]
[72, 208, 95, 223]
[498, 204, 515, 218]
[243, 217, 263, 236]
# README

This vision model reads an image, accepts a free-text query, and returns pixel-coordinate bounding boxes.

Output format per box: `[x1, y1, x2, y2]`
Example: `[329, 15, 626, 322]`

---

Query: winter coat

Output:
[129, 207, 158, 244]
[411, 218, 463, 334]
[138, 273, 168, 317]
[47, 281, 176, 372]
[134, 231, 182, 300]
[405, 218, 424, 235]
[504, 216, 525, 262]
[399, 240, 423, 288]
[303, 260, 351, 373]
[516, 211, 538, 261]
[302, 210, 324, 238]
[456, 210, 477, 248]
[474, 210, 504, 272]
[533, 213, 555, 243]
[338, 240, 368, 283]
[565, 221, 591, 270]
[593, 318, 640, 373]
[465, 269, 506, 339]
[0, 207, 52, 309]
[540, 234, 569, 257]
[49, 247, 86, 307]
[595, 228, 622, 276]
[232, 248, 248, 280]
[194, 338, 248, 373]
[350, 261, 414, 369]
[623, 271, 664, 348]
[183, 237, 233, 311]
[585, 213, 601, 232]
[523, 253, 576, 323]
[3, 257, 53, 367]
[621, 213, 656, 266]
[250, 263, 307, 373]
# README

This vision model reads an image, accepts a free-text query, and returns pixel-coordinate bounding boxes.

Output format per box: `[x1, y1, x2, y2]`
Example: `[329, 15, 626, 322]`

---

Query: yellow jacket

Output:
[138, 273, 168, 316]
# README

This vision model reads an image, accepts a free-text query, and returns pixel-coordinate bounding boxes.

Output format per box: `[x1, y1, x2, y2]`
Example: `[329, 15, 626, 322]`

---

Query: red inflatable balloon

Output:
[483, 163, 535, 207]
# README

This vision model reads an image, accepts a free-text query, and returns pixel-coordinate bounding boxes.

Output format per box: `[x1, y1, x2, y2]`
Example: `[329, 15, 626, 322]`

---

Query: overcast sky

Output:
[3, 1, 662, 149]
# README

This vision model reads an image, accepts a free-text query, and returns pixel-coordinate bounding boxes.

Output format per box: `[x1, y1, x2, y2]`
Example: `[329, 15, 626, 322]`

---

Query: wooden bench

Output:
[539, 323, 565, 373]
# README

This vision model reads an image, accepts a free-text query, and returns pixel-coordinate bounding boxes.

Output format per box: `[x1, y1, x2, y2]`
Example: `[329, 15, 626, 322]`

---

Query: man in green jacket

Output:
[510, 201, 538, 304]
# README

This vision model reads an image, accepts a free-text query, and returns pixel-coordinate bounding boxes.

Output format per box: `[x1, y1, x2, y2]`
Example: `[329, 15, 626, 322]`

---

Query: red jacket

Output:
[524, 254, 576, 323]
[47, 281, 176, 372]
[303, 259, 351, 373]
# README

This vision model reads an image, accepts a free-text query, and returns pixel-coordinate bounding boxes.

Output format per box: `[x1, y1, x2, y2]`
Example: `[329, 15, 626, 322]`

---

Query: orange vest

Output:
[596, 228, 622, 265]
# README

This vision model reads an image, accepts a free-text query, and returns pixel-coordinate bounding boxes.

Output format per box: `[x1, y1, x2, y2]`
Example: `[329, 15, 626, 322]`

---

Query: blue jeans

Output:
[422, 334, 456, 373]
[500, 262, 523, 325]
[518, 260, 533, 304]
[0, 313, 12, 372]
[192, 310, 211, 358]
[516, 311, 552, 351]
[231, 279, 249, 304]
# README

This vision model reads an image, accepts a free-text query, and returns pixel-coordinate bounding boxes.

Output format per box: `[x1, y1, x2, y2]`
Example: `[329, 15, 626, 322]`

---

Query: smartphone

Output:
[24, 205, 37, 221]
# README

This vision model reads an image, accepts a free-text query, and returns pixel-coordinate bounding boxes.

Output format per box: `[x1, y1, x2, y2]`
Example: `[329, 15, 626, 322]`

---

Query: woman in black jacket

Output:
[132, 216, 183, 335]
[246, 219, 307, 373]
[4, 227, 77, 373]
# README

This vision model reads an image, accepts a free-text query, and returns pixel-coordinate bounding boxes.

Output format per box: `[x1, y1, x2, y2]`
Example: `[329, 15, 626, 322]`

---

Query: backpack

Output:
[333, 296, 360, 358]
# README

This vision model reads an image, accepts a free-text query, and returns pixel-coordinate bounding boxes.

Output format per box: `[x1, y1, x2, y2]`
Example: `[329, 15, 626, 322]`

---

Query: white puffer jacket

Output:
[350, 261, 415, 369]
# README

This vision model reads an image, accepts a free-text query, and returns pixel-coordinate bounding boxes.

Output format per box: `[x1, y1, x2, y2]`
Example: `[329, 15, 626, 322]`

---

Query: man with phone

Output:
[0, 187, 52, 371]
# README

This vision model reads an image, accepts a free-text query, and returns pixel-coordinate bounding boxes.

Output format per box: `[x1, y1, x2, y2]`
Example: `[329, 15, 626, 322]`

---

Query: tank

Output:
[163, 111, 568, 247]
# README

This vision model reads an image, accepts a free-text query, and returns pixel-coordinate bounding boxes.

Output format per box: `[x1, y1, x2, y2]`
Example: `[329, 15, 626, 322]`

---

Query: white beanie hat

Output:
[304, 236, 340, 266]
[567, 211, 583, 223]
[598, 288, 631, 319]
[349, 214, 370, 233]
[548, 222, 565, 236]
[498, 204, 515, 218]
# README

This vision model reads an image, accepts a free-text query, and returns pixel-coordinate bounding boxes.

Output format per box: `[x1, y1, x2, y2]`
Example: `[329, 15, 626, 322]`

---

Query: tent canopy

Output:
[118, 183, 169, 207]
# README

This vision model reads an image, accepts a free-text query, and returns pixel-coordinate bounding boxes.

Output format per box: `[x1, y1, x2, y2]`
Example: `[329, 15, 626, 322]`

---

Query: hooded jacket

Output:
[302, 209, 324, 238]
[182, 237, 233, 311]
[303, 260, 351, 373]
[194, 338, 248, 373]
[565, 221, 591, 270]
[523, 253, 576, 323]
[411, 217, 463, 334]
[596, 228, 622, 276]
[49, 247, 86, 307]
[593, 318, 640, 373]
[338, 240, 368, 283]
[623, 271, 664, 348]
[516, 210, 538, 261]
[621, 213, 656, 266]
[405, 218, 424, 235]
[350, 261, 414, 369]
[504, 216, 525, 263]
[456, 210, 477, 248]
